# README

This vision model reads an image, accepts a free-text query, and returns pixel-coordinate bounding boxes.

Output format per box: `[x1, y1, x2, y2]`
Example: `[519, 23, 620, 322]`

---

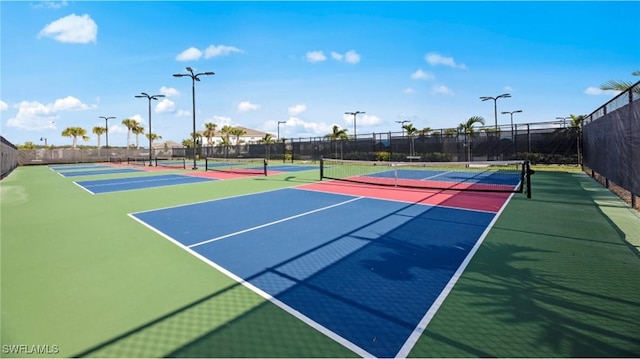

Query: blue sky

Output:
[1, 1, 639, 147]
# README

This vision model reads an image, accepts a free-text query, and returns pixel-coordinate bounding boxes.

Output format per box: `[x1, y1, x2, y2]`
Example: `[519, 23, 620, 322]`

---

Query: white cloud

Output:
[237, 101, 260, 112]
[32, 1, 68, 9]
[343, 113, 382, 127]
[53, 96, 93, 111]
[286, 117, 333, 136]
[425, 52, 467, 69]
[330, 50, 361, 64]
[344, 50, 361, 64]
[212, 115, 233, 126]
[306, 50, 326, 63]
[108, 124, 128, 135]
[7, 101, 60, 130]
[38, 13, 97, 44]
[0, 100, 7, 111]
[411, 69, 435, 80]
[7, 96, 94, 129]
[584, 86, 619, 96]
[403, 88, 415, 94]
[204, 44, 243, 58]
[431, 85, 454, 95]
[288, 104, 307, 116]
[176, 109, 191, 117]
[155, 99, 175, 113]
[160, 86, 180, 97]
[176, 47, 202, 61]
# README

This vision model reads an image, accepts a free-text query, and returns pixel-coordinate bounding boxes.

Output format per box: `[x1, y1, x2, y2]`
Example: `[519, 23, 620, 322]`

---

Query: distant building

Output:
[200, 126, 273, 146]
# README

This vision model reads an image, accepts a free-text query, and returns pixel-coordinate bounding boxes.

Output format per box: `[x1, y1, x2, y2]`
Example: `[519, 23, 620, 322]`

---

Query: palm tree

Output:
[219, 125, 233, 156]
[325, 125, 348, 159]
[145, 133, 162, 142]
[203, 122, 217, 146]
[402, 123, 418, 157]
[259, 133, 276, 160]
[229, 127, 247, 156]
[92, 126, 106, 148]
[568, 114, 584, 165]
[131, 122, 145, 149]
[600, 71, 640, 94]
[61, 127, 89, 149]
[121, 118, 138, 152]
[182, 138, 194, 148]
[457, 116, 485, 161]
[219, 135, 232, 157]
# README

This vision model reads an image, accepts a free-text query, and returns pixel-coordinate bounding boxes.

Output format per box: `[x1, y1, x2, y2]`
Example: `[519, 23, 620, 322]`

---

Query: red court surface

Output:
[298, 180, 513, 213]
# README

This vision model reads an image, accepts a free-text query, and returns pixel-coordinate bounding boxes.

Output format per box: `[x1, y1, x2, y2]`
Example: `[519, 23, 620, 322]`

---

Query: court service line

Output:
[83, 175, 188, 188]
[422, 170, 454, 180]
[188, 196, 365, 249]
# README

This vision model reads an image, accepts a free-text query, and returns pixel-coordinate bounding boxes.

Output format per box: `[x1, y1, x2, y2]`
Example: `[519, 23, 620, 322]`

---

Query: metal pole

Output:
[148, 99, 153, 165]
[493, 99, 498, 130]
[99, 116, 115, 149]
[192, 76, 197, 169]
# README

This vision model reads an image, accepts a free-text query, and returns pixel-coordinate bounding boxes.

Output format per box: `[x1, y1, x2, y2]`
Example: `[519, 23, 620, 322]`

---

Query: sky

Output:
[1, 1, 639, 148]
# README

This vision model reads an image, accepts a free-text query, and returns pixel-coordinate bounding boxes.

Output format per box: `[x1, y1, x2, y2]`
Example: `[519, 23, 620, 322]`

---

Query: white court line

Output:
[423, 170, 454, 180]
[394, 191, 516, 358]
[127, 195, 375, 358]
[188, 196, 364, 249]
[82, 175, 187, 188]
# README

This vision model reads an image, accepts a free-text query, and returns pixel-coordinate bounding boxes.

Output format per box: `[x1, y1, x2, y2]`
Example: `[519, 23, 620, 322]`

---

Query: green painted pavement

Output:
[1, 165, 638, 358]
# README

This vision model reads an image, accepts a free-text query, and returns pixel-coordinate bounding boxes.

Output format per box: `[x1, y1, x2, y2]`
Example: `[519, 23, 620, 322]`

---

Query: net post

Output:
[526, 160, 532, 199]
[320, 158, 324, 180]
[393, 162, 398, 187]
[204, 157, 209, 171]
[263, 158, 268, 176]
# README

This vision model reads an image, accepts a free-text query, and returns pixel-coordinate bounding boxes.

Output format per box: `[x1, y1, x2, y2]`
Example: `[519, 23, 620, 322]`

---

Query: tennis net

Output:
[127, 157, 148, 167]
[205, 157, 267, 176]
[320, 159, 532, 198]
[155, 157, 186, 169]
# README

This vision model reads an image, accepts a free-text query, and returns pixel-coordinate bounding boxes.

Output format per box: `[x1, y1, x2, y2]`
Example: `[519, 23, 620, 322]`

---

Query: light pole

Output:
[40, 137, 47, 147]
[501, 110, 522, 138]
[344, 111, 364, 138]
[173, 66, 215, 170]
[135, 93, 164, 166]
[99, 116, 115, 148]
[556, 116, 570, 128]
[277, 121, 286, 140]
[396, 120, 409, 136]
[480, 93, 511, 129]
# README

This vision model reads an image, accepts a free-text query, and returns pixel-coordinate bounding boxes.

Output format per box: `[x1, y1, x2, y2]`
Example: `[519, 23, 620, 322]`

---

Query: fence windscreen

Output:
[582, 83, 640, 199]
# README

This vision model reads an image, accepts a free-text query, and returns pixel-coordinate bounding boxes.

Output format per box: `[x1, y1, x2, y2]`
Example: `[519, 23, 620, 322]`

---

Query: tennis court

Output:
[1, 161, 639, 358]
[131, 185, 510, 357]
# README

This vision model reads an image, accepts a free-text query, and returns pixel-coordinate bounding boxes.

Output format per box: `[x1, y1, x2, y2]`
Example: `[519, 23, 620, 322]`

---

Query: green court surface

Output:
[1, 165, 639, 358]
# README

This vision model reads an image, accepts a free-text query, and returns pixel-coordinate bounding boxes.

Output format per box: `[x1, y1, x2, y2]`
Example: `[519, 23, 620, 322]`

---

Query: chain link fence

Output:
[17, 120, 580, 167]
[1, 136, 19, 179]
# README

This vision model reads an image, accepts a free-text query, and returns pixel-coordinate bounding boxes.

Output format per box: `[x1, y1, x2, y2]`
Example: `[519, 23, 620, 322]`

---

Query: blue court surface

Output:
[130, 187, 501, 357]
[59, 168, 143, 177]
[49, 164, 112, 171]
[75, 174, 215, 194]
